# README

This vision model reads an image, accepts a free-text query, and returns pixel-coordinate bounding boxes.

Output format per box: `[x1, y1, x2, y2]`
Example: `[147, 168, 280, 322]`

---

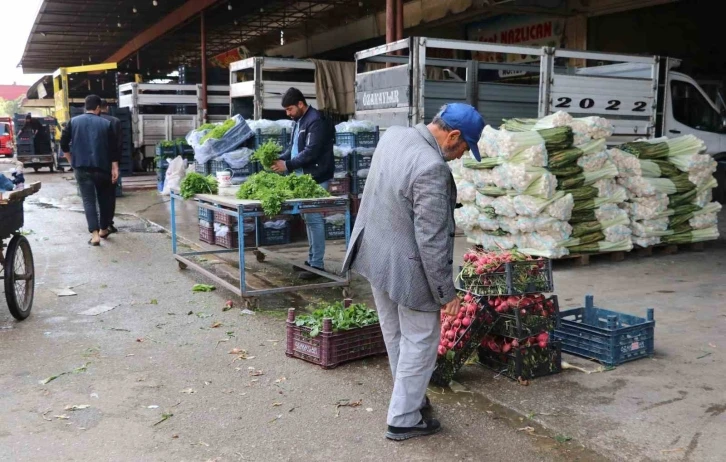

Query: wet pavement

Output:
[0, 172, 605, 461]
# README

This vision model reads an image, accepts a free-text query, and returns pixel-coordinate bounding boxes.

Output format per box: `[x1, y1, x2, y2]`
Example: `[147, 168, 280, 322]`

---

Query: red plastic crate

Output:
[328, 176, 350, 196]
[199, 223, 215, 245]
[215, 231, 238, 249]
[286, 307, 387, 369]
[214, 209, 237, 226]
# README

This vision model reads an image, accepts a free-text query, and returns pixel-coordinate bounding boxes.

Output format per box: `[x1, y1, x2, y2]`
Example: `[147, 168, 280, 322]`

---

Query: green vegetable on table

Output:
[197, 123, 217, 132]
[200, 118, 236, 144]
[295, 301, 378, 337]
[180, 172, 218, 199]
[159, 140, 175, 148]
[252, 140, 284, 170]
[236, 172, 329, 216]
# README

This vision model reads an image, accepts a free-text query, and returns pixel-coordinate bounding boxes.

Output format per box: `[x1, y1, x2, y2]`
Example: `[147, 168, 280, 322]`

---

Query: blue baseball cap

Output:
[439, 103, 485, 161]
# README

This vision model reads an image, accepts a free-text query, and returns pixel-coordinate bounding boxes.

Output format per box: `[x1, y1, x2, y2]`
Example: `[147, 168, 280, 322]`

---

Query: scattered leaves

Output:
[248, 368, 264, 377]
[150, 299, 158, 305]
[39, 362, 91, 385]
[153, 412, 174, 426]
[210, 321, 223, 328]
[180, 388, 196, 394]
[334, 399, 362, 417]
[272, 402, 282, 407]
[65, 405, 90, 411]
[54, 414, 70, 420]
[554, 435, 572, 443]
[229, 348, 245, 355]
[192, 284, 216, 293]
[196, 312, 212, 319]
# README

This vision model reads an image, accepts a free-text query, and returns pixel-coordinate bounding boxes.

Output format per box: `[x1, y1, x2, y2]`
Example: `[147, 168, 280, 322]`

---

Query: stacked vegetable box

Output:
[431, 249, 561, 385]
[609, 136, 721, 247]
[331, 121, 380, 239]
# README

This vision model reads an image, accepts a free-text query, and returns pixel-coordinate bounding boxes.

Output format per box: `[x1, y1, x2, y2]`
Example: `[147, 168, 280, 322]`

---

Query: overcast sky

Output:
[1, 0, 45, 86]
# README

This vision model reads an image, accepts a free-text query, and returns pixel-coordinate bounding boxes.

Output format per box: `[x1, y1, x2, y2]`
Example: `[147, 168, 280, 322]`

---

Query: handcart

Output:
[0, 182, 40, 320]
[170, 192, 352, 308]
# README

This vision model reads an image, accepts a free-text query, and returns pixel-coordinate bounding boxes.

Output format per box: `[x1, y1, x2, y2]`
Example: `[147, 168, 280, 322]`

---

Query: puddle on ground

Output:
[429, 382, 610, 461]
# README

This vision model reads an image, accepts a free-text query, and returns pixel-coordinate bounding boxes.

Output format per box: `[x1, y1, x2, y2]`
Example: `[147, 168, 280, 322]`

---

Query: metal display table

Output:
[170, 192, 352, 304]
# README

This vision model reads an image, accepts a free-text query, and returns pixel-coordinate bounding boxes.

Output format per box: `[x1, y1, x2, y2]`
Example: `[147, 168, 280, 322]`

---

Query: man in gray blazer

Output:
[342, 104, 485, 440]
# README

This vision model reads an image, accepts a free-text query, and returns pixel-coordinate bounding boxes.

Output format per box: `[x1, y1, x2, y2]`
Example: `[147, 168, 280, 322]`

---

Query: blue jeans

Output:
[303, 181, 328, 269]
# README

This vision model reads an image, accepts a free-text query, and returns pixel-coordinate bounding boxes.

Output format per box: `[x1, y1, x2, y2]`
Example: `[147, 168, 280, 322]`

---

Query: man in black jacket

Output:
[60, 95, 118, 246]
[100, 100, 122, 234]
[272, 88, 334, 279]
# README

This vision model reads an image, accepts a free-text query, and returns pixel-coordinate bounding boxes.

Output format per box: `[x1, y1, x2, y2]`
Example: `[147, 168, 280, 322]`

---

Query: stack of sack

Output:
[610, 135, 721, 247]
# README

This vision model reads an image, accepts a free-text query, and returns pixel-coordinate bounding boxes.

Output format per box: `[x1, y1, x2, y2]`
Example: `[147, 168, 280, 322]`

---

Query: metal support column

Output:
[200, 11, 208, 123]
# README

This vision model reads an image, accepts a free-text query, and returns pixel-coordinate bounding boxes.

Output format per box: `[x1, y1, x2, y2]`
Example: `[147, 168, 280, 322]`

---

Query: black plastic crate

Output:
[0, 201, 24, 240]
[352, 152, 373, 172]
[478, 339, 562, 381]
[208, 160, 229, 176]
[554, 295, 655, 367]
[229, 162, 257, 178]
[334, 156, 349, 174]
[334, 132, 356, 148]
[254, 129, 288, 149]
[325, 221, 346, 240]
[194, 162, 209, 175]
[355, 129, 379, 148]
[351, 174, 367, 194]
[430, 295, 496, 386]
[258, 220, 291, 246]
[155, 144, 177, 158]
[488, 295, 560, 340]
[177, 144, 194, 156]
[457, 259, 554, 296]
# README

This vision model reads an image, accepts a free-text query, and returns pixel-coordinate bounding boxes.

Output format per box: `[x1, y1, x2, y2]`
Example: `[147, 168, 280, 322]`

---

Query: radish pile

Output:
[481, 332, 551, 353]
[458, 249, 552, 296]
[437, 292, 482, 358]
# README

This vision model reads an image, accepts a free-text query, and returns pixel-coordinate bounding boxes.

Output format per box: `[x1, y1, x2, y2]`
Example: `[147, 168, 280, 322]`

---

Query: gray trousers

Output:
[372, 286, 440, 427]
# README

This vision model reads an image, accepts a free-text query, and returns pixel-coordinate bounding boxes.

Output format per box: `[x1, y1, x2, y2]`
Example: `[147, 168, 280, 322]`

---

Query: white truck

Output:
[118, 82, 230, 160]
[354, 37, 726, 157]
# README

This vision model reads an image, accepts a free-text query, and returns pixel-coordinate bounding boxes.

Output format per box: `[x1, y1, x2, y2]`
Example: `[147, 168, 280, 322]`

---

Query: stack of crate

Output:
[331, 127, 379, 239]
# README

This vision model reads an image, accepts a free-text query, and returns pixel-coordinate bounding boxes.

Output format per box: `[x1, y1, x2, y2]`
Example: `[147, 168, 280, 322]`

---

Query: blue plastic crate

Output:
[177, 144, 194, 157]
[554, 295, 655, 367]
[335, 132, 356, 147]
[324, 221, 346, 240]
[155, 144, 177, 158]
[198, 206, 214, 222]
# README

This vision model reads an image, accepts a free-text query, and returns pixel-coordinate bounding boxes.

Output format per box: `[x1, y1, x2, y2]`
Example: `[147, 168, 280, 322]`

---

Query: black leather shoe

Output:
[385, 418, 441, 441]
[298, 266, 325, 280]
[421, 395, 432, 412]
[293, 261, 311, 272]
[108, 224, 118, 234]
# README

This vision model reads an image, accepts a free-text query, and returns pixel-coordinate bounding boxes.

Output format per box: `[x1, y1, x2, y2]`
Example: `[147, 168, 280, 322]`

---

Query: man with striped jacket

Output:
[342, 104, 485, 440]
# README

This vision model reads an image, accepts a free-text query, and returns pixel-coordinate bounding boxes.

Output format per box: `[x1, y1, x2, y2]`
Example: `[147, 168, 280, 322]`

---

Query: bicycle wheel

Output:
[4, 235, 35, 320]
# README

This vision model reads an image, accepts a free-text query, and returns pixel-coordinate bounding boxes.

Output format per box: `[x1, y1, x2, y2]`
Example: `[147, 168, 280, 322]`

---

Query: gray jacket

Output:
[342, 124, 457, 312]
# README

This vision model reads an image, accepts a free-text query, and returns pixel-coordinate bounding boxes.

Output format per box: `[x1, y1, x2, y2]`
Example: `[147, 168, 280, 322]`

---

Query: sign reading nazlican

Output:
[467, 15, 565, 64]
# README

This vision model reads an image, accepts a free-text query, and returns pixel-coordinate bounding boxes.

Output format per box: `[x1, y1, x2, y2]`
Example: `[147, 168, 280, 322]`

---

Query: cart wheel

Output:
[4, 235, 35, 321]
[178, 261, 188, 270]
[342, 288, 353, 299]
[254, 250, 266, 262]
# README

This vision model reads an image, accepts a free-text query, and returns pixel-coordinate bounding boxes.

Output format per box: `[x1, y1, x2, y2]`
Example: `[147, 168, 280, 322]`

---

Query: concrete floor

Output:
[2, 171, 725, 461]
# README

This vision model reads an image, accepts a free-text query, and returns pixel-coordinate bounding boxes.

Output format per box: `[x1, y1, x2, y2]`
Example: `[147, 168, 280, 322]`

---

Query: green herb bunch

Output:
[295, 301, 379, 337]
[180, 172, 218, 199]
[252, 140, 284, 170]
[235, 172, 329, 216]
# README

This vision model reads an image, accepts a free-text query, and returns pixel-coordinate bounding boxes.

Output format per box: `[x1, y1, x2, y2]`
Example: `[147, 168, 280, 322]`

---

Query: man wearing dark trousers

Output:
[271, 87, 334, 280]
[100, 100, 122, 234]
[60, 95, 118, 246]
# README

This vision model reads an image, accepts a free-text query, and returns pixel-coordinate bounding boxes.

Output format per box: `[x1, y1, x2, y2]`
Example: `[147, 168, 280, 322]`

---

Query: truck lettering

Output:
[361, 90, 400, 108]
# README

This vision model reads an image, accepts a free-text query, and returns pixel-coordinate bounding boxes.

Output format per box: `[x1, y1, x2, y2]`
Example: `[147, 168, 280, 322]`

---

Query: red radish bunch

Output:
[437, 293, 481, 358]
[487, 293, 555, 318]
[480, 332, 551, 356]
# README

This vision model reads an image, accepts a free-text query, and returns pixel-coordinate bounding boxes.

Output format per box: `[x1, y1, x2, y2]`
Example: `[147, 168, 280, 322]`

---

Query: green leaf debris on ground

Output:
[39, 362, 91, 385]
[192, 284, 216, 293]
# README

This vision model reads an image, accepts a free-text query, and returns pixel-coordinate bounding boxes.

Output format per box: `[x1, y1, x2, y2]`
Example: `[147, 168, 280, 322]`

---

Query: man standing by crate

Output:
[100, 100, 122, 234]
[271, 87, 334, 280]
[61, 95, 118, 246]
[342, 104, 484, 440]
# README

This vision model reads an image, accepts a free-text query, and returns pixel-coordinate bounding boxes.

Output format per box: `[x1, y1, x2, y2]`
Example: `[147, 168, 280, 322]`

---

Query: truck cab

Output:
[575, 58, 726, 156]
[0, 118, 14, 158]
